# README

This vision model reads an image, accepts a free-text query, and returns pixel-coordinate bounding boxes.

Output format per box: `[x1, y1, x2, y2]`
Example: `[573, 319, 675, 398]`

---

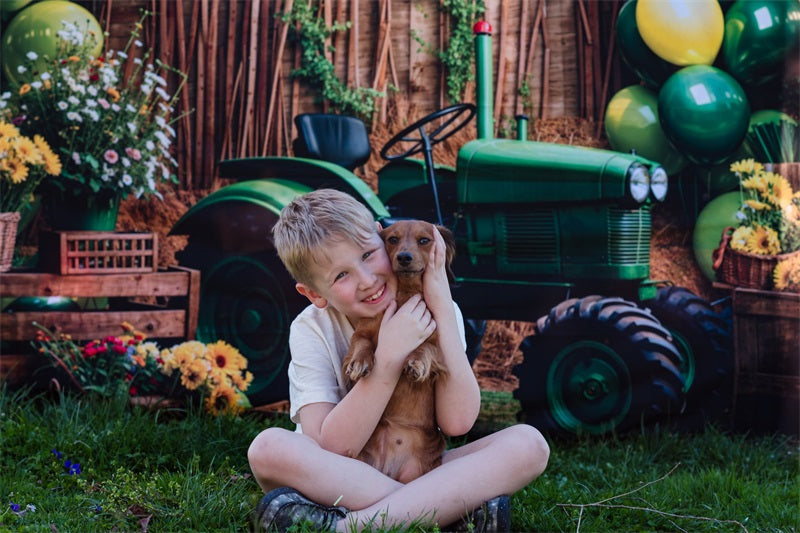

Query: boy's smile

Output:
[295, 232, 398, 324]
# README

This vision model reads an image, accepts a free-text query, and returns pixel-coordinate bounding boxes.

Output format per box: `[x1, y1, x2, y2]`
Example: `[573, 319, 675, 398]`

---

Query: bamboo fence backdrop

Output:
[90, 0, 624, 191]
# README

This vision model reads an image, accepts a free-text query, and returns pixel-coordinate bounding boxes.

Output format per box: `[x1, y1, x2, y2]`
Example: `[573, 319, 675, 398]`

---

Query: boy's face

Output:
[295, 230, 398, 324]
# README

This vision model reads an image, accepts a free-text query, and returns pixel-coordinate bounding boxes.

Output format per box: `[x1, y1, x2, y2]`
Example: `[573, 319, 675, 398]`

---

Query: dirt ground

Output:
[116, 111, 713, 393]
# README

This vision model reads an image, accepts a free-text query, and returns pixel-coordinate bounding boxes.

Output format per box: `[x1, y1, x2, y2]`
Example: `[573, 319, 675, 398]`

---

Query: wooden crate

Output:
[729, 286, 799, 435]
[0, 266, 200, 387]
[40, 231, 158, 275]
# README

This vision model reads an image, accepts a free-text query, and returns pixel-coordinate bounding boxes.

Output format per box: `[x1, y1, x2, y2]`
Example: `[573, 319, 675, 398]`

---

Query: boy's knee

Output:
[248, 427, 293, 471]
[508, 424, 550, 479]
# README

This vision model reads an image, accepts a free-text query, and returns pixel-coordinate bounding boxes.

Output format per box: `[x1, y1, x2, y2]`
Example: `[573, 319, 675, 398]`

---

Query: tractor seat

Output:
[292, 113, 371, 171]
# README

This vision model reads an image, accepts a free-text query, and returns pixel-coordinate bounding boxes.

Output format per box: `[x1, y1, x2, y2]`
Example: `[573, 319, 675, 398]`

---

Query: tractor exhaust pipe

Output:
[473, 21, 493, 139]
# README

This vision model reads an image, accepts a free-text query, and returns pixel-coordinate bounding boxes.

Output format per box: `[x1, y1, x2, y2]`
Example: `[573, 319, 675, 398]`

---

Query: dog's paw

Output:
[405, 359, 430, 382]
[345, 360, 371, 382]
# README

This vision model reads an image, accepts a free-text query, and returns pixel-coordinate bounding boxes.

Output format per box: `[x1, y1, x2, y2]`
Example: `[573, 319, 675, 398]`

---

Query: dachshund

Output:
[341, 219, 456, 483]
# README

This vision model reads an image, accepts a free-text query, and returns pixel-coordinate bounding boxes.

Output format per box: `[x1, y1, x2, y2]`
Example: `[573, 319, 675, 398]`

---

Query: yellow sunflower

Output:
[768, 176, 794, 209]
[730, 226, 754, 252]
[744, 199, 771, 211]
[180, 358, 209, 390]
[231, 370, 254, 392]
[0, 121, 19, 138]
[773, 255, 800, 292]
[4, 158, 29, 184]
[205, 340, 246, 375]
[205, 384, 243, 416]
[34, 135, 62, 175]
[741, 175, 767, 194]
[12, 136, 42, 165]
[744, 225, 781, 255]
[730, 158, 764, 175]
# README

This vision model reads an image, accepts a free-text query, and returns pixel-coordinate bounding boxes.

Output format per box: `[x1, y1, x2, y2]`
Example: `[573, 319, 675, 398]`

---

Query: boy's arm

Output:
[425, 229, 482, 436]
[299, 296, 437, 457]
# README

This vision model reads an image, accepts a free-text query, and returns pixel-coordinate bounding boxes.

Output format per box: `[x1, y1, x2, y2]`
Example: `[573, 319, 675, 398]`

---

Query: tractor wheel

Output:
[177, 243, 305, 406]
[643, 286, 733, 430]
[513, 296, 685, 437]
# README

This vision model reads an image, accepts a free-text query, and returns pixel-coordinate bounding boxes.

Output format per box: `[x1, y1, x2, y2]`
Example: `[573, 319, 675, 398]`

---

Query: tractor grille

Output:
[497, 211, 559, 273]
[607, 207, 651, 265]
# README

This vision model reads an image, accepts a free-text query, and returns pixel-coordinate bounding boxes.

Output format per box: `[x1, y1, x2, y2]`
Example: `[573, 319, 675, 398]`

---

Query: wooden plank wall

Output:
[81, 0, 622, 190]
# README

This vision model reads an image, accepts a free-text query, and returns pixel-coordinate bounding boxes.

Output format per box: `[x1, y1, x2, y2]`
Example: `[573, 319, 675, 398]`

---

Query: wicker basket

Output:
[712, 226, 800, 289]
[0, 212, 21, 272]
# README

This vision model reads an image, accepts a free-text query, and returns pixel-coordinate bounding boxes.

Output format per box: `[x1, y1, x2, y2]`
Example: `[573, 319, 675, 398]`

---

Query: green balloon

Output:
[604, 85, 687, 174]
[0, 0, 35, 21]
[722, 0, 800, 90]
[692, 191, 742, 281]
[1, 0, 103, 85]
[658, 65, 750, 166]
[702, 143, 752, 197]
[615, 0, 679, 89]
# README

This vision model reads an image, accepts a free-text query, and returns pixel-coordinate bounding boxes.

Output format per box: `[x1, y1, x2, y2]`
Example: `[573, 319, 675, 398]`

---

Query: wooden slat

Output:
[2, 310, 187, 340]
[0, 270, 192, 298]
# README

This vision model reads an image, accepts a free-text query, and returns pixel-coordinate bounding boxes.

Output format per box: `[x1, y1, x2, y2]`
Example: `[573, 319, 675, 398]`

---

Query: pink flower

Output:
[72, 152, 81, 165]
[97, 98, 110, 109]
[125, 147, 142, 161]
[104, 149, 119, 164]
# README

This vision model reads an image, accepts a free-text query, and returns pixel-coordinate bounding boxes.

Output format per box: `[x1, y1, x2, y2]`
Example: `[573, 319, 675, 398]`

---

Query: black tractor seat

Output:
[292, 113, 371, 171]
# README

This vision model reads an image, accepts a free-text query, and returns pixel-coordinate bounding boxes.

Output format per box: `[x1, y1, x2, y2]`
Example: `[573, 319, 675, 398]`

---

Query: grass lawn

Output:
[0, 386, 797, 532]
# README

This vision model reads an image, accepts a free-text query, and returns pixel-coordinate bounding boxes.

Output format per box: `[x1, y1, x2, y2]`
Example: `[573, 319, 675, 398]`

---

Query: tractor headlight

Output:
[628, 164, 650, 203]
[650, 166, 668, 202]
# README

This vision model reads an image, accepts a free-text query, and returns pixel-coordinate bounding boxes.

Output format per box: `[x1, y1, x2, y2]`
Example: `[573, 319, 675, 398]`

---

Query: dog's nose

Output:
[396, 251, 413, 266]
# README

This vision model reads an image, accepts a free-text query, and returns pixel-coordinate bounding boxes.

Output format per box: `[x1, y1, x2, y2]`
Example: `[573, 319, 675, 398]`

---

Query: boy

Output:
[248, 189, 549, 531]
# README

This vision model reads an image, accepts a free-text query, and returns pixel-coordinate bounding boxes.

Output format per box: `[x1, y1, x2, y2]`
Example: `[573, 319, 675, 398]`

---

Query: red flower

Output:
[128, 339, 137, 345]
[129, 386, 138, 396]
[112, 344, 126, 354]
[84, 346, 98, 357]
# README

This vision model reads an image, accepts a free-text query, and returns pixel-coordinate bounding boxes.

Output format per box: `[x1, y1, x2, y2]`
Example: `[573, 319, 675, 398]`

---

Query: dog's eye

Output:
[386, 236, 399, 245]
[418, 238, 431, 245]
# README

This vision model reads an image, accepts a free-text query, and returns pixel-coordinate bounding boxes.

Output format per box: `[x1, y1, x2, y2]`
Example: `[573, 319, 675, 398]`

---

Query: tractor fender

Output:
[218, 156, 389, 219]
[170, 179, 313, 253]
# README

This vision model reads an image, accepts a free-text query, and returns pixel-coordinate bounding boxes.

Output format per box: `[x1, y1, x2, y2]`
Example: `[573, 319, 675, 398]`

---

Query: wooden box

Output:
[40, 231, 158, 275]
[0, 266, 199, 387]
[730, 286, 799, 435]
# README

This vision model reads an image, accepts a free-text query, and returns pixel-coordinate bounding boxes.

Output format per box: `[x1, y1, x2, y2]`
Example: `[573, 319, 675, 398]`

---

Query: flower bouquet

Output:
[712, 159, 800, 290]
[0, 11, 188, 208]
[0, 120, 61, 270]
[33, 322, 253, 416]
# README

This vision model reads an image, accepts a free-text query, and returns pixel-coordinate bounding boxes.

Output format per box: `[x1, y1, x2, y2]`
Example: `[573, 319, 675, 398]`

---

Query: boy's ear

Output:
[296, 283, 327, 308]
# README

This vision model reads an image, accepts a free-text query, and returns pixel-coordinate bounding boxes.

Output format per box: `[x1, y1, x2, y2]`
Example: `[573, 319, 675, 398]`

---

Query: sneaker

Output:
[446, 495, 511, 532]
[256, 486, 348, 532]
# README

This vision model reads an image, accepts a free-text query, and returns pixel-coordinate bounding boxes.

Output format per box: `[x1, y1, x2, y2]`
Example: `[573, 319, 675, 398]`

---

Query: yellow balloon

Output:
[636, 0, 724, 66]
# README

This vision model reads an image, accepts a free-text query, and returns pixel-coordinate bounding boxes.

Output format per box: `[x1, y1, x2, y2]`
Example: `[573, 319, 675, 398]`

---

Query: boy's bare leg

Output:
[249, 424, 549, 531]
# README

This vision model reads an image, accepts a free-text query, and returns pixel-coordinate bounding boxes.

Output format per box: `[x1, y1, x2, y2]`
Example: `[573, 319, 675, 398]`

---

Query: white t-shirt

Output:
[288, 301, 467, 431]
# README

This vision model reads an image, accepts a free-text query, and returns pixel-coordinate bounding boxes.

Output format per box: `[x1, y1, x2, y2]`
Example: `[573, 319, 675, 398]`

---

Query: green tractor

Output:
[171, 21, 731, 436]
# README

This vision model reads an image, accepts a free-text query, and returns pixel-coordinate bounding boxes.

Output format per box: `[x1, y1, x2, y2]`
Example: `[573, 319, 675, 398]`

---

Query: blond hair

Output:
[272, 189, 377, 287]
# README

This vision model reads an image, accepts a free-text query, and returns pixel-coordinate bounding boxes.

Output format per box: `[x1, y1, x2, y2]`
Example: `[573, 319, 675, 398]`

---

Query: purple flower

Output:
[9, 502, 20, 513]
[64, 460, 82, 475]
[51, 448, 63, 459]
[11, 115, 26, 126]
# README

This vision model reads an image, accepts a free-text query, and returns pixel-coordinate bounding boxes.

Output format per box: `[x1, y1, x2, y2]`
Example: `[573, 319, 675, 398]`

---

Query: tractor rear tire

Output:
[513, 296, 685, 437]
[176, 243, 305, 406]
[643, 286, 733, 431]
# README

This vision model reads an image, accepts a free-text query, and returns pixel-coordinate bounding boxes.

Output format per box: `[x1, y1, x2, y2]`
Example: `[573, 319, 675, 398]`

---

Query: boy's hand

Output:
[374, 294, 435, 372]
[423, 227, 453, 314]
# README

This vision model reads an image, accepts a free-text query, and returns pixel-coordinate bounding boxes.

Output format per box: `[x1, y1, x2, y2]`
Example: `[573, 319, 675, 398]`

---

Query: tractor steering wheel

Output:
[380, 103, 476, 161]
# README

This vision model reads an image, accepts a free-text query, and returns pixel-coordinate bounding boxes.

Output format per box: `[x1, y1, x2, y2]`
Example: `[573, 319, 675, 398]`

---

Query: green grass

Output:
[0, 385, 797, 532]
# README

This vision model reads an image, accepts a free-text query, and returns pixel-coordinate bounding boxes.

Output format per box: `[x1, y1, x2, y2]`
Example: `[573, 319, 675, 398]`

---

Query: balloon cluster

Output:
[606, 0, 799, 170]
[604, 0, 800, 281]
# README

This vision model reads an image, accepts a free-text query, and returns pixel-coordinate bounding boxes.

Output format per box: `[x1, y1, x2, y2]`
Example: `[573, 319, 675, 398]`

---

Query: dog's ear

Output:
[436, 225, 456, 284]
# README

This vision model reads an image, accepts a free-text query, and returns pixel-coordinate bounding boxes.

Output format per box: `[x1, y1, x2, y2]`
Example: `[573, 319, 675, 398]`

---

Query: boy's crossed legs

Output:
[248, 423, 549, 531]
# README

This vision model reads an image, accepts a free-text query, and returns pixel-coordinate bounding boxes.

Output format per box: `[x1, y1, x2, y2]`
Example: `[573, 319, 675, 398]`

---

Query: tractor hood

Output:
[457, 139, 653, 204]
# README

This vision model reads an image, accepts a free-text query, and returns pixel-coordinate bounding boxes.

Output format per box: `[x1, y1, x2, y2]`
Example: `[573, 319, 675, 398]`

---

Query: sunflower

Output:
[0, 121, 19, 138]
[34, 135, 62, 175]
[744, 199, 771, 211]
[730, 158, 764, 175]
[170, 340, 207, 370]
[3, 158, 29, 184]
[773, 255, 800, 292]
[741, 174, 768, 194]
[12, 136, 42, 165]
[730, 226, 754, 252]
[744, 225, 781, 255]
[180, 358, 208, 390]
[231, 370, 254, 392]
[205, 384, 243, 416]
[768, 175, 794, 209]
[205, 340, 246, 375]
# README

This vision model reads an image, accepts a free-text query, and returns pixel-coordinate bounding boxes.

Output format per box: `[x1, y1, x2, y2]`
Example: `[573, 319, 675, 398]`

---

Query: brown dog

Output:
[341, 220, 456, 483]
